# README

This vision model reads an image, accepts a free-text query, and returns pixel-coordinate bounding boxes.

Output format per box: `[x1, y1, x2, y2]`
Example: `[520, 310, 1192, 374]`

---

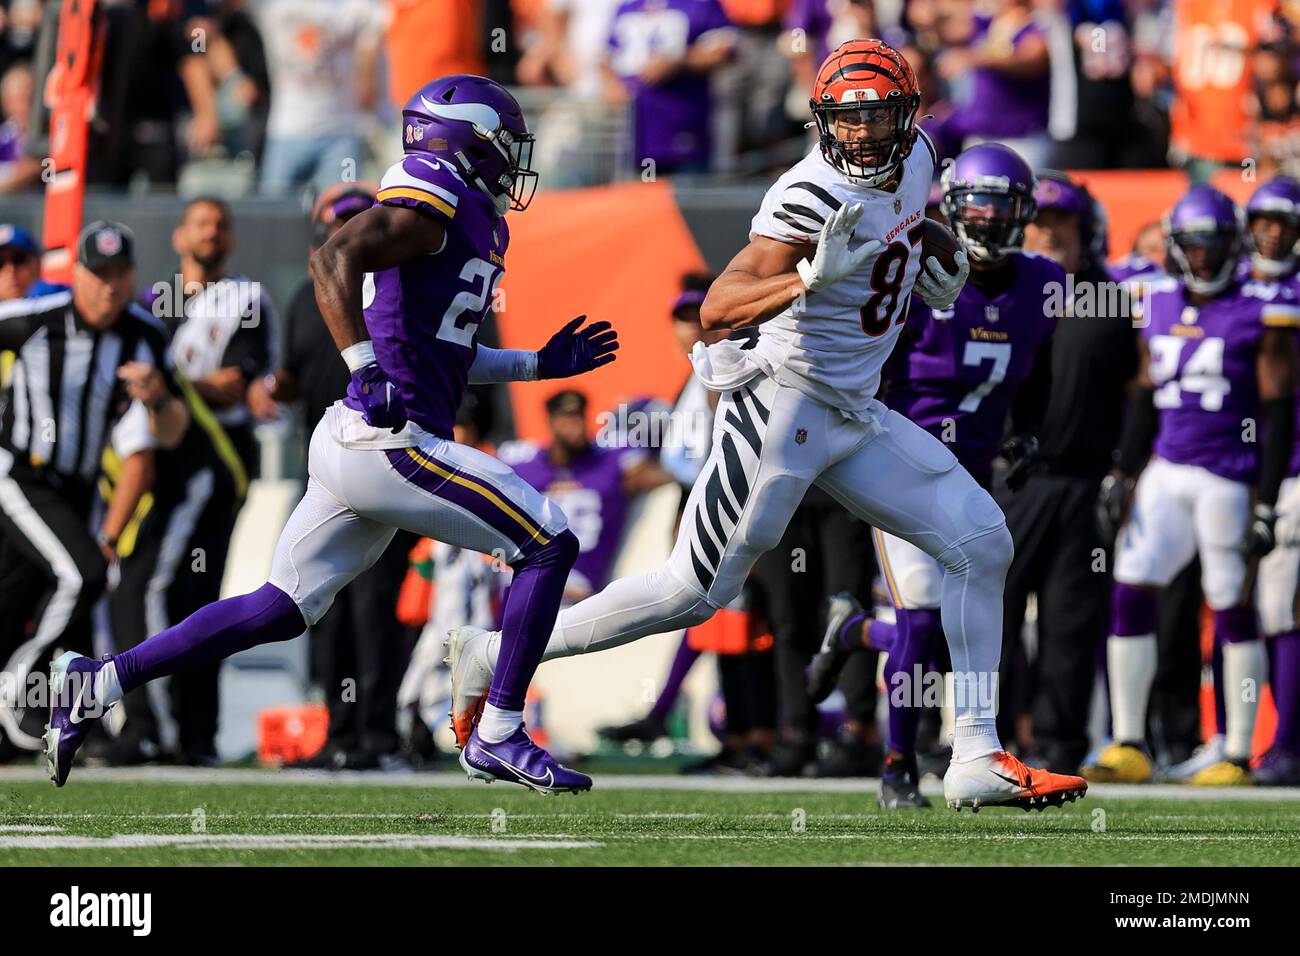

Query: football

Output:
[921, 218, 962, 275]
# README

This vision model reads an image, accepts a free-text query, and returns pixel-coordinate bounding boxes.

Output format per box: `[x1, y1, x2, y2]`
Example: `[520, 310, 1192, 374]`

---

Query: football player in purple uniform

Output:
[808, 144, 1063, 807]
[1240, 177, 1300, 785]
[500, 389, 674, 605]
[43, 76, 619, 794]
[1087, 185, 1300, 786]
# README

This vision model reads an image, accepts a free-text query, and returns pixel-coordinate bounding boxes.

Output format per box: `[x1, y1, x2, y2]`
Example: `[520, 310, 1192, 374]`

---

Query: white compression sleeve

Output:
[468, 347, 538, 383]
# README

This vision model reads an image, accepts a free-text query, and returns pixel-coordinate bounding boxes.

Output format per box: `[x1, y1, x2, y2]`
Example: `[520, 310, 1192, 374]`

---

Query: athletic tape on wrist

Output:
[341, 341, 377, 373]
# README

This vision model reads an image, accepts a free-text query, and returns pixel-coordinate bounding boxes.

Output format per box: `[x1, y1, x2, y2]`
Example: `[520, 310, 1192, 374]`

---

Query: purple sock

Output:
[114, 583, 305, 693]
[1111, 582, 1158, 636]
[885, 608, 943, 755]
[1211, 635, 1226, 736]
[649, 633, 702, 721]
[489, 530, 579, 711]
[1215, 606, 1259, 737]
[837, 610, 868, 651]
[1215, 605, 1258, 644]
[1271, 630, 1300, 754]
[865, 617, 896, 653]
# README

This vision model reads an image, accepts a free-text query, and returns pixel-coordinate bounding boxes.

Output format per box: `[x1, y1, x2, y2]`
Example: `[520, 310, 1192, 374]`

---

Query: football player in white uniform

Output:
[449, 39, 1088, 810]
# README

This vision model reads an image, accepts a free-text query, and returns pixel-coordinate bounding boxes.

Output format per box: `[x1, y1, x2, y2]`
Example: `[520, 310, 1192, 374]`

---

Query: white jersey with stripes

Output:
[747, 136, 935, 417]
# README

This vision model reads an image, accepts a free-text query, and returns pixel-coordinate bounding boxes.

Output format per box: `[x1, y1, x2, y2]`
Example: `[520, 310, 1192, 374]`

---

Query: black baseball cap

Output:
[77, 220, 135, 272]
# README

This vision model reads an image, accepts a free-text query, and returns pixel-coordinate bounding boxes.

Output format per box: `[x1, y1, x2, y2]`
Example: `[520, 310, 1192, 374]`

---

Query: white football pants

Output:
[540, 373, 1013, 721]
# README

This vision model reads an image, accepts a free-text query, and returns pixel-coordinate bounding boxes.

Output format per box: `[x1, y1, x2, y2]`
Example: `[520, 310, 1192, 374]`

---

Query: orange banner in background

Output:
[1073, 168, 1255, 261]
[498, 180, 708, 442]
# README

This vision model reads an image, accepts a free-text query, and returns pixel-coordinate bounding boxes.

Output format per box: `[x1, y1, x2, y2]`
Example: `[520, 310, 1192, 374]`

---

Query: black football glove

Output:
[1243, 503, 1278, 558]
[1095, 473, 1132, 546]
[1000, 433, 1041, 492]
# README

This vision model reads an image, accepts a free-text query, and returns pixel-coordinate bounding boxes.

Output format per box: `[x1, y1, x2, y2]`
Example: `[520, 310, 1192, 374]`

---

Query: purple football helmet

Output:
[940, 144, 1037, 262]
[1245, 176, 1300, 278]
[1164, 185, 1244, 296]
[402, 75, 538, 216]
[1033, 170, 1108, 268]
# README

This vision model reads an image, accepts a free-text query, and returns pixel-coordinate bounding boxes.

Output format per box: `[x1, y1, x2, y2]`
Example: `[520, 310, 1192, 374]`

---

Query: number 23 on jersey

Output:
[363, 256, 502, 349]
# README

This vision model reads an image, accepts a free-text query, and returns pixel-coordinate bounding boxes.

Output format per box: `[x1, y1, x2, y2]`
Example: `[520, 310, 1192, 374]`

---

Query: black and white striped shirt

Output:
[0, 290, 170, 486]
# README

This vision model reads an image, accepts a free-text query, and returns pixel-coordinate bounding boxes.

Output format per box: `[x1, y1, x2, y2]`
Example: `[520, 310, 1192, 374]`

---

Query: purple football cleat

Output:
[44, 651, 111, 787]
[459, 726, 592, 795]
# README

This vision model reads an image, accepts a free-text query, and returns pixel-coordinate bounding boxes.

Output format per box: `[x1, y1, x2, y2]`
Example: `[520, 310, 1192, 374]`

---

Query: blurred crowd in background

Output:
[0, 0, 1297, 199]
[0, 0, 1295, 782]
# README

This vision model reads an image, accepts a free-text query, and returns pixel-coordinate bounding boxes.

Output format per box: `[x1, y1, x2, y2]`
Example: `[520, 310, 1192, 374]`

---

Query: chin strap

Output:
[454, 149, 509, 216]
[1252, 252, 1296, 278]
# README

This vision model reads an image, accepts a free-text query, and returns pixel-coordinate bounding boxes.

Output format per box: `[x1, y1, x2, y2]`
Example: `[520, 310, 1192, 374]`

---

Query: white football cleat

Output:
[944, 751, 1088, 812]
[444, 626, 495, 750]
[1162, 734, 1225, 782]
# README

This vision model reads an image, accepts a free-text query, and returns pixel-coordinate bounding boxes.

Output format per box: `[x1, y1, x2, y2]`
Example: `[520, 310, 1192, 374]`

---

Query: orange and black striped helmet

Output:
[810, 39, 921, 186]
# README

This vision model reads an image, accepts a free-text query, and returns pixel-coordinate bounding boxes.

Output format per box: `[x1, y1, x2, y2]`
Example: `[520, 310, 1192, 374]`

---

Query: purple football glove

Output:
[536, 316, 619, 380]
[346, 363, 407, 432]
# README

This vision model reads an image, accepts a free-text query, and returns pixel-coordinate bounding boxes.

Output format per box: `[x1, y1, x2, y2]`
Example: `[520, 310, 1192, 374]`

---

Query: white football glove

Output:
[1276, 505, 1300, 549]
[914, 247, 970, 310]
[796, 202, 882, 293]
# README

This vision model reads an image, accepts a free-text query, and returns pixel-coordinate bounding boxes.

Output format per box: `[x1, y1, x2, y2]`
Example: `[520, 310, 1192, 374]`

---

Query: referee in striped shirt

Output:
[0, 222, 189, 755]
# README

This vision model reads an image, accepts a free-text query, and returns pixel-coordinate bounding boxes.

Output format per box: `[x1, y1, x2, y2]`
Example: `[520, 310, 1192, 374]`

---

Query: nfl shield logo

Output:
[1180, 306, 1199, 324]
[96, 229, 122, 256]
[985, 305, 999, 323]
[795, 428, 808, 445]
[893, 197, 902, 215]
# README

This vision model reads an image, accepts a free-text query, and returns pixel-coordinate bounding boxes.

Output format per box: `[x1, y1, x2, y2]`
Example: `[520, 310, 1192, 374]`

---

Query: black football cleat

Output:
[879, 753, 932, 809]
[808, 592, 865, 704]
[596, 713, 668, 744]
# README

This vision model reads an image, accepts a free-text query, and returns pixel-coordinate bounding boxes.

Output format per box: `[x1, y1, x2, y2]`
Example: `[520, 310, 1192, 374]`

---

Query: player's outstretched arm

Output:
[467, 319, 619, 384]
[701, 202, 878, 331]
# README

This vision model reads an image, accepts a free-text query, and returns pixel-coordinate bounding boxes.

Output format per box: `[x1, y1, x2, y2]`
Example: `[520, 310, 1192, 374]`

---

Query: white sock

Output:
[477, 704, 523, 743]
[952, 717, 1001, 761]
[95, 660, 123, 707]
[1222, 640, 1266, 761]
[540, 566, 715, 662]
[1108, 634, 1157, 745]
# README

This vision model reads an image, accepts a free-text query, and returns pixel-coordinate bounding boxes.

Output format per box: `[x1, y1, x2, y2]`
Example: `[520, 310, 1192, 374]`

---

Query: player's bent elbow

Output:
[698, 297, 738, 332]
[306, 245, 335, 285]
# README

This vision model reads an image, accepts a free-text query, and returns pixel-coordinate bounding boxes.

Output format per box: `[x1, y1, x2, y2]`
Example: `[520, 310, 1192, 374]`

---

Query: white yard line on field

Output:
[0, 833, 601, 851]
[0, 830, 1287, 852]
[0, 824, 64, 833]
[1, 765, 1298, 800]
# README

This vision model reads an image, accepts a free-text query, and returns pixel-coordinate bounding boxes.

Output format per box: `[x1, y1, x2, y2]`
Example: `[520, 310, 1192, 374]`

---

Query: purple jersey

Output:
[1109, 255, 1161, 283]
[501, 441, 647, 593]
[884, 253, 1062, 481]
[368, 155, 508, 438]
[1142, 275, 1300, 483]
[607, 0, 734, 171]
[953, 15, 1050, 140]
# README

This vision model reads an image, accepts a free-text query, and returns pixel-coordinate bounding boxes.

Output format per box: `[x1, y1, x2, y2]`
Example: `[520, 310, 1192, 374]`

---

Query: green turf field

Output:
[1, 769, 1298, 865]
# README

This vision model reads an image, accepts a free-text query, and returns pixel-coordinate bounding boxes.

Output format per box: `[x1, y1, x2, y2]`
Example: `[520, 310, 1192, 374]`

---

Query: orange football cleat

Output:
[945, 751, 1088, 812]
[443, 626, 494, 750]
